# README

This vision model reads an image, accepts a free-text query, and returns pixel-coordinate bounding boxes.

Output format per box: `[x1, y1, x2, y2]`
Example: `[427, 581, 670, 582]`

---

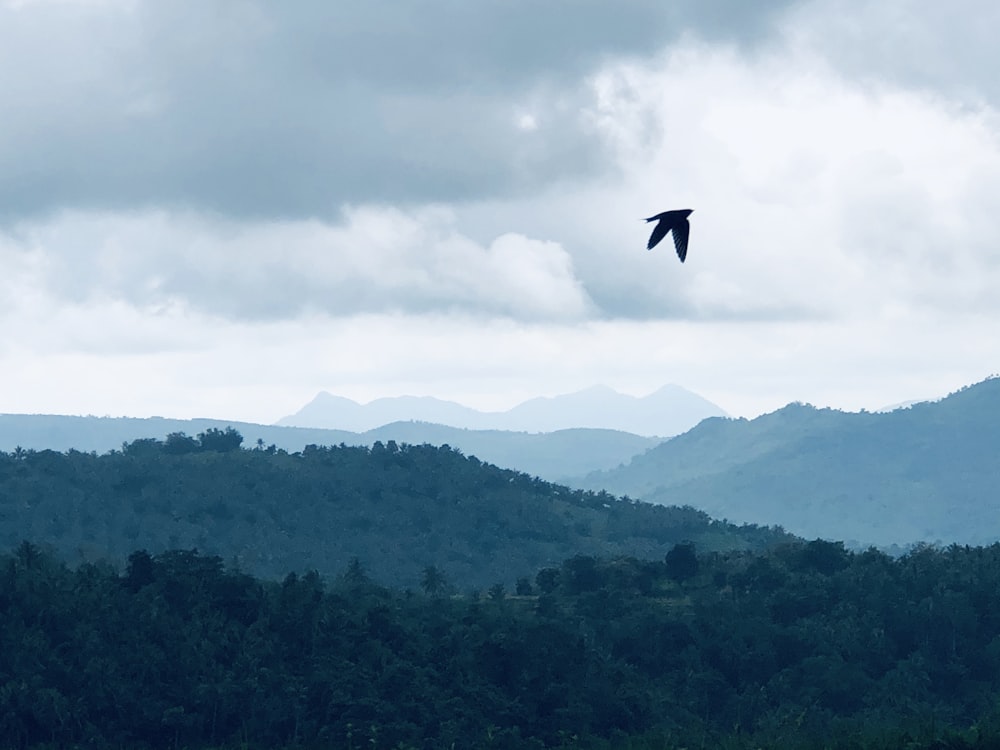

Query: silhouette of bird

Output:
[645, 209, 693, 262]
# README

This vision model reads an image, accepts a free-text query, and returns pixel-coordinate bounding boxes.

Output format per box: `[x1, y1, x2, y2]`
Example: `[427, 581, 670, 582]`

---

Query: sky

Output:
[1, 0, 999, 423]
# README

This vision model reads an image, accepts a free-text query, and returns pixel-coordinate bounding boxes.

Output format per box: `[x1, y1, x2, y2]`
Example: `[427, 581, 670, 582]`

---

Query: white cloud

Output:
[1, 302, 995, 422]
[454, 39, 1000, 323]
[783, 0, 1000, 104]
[1, 207, 593, 323]
[0, 0, 799, 221]
[515, 113, 539, 132]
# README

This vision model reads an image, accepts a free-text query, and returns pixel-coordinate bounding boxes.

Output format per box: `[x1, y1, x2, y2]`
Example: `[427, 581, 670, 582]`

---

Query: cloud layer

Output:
[4, 208, 592, 321]
[7, 36, 1000, 326]
[1, 0, 998, 421]
[0, 0, 795, 219]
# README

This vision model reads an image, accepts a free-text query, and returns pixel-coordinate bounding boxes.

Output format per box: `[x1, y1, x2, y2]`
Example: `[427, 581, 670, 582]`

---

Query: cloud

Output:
[457, 39, 1000, 322]
[784, 0, 1000, 104]
[0, 0, 797, 221]
[6, 33, 1000, 328]
[2, 302, 995, 422]
[1, 207, 593, 321]
[2, 0, 999, 425]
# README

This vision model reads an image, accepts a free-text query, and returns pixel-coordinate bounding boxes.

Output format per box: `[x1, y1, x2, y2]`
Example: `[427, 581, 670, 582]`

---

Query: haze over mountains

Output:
[276, 384, 728, 436]
[0, 415, 659, 483]
[572, 377, 1000, 549]
[0, 383, 725, 483]
[4, 378, 999, 550]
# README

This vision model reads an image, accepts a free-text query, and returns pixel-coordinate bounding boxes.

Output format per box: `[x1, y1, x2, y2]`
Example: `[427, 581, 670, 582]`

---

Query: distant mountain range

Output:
[571, 377, 1000, 549]
[7, 378, 999, 550]
[276, 384, 728, 436]
[0, 414, 659, 483]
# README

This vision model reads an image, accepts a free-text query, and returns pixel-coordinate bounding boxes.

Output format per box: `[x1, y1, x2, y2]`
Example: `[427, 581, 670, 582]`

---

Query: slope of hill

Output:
[0, 414, 659, 482]
[0, 435, 790, 589]
[366, 421, 660, 482]
[277, 384, 727, 436]
[573, 378, 1000, 548]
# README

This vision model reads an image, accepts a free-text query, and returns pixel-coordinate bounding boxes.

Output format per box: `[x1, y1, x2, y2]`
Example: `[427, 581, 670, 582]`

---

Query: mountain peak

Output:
[276, 385, 727, 436]
[576, 376, 1000, 548]
[309, 391, 360, 406]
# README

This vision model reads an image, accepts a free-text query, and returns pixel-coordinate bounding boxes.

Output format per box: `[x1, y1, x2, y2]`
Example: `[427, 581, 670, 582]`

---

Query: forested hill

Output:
[0, 413, 660, 482]
[7, 541, 1000, 749]
[0, 430, 788, 589]
[574, 377, 1000, 548]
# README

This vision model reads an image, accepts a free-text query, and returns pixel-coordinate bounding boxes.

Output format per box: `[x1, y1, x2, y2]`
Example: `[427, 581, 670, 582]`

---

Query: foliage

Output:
[0, 413, 661, 483]
[5, 542, 1000, 748]
[0, 434, 789, 589]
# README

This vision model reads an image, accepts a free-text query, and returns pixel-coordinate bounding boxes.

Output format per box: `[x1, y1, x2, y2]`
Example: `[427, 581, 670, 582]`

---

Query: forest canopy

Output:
[4, 541, 1000, 749]
[0, 431, 788, 589]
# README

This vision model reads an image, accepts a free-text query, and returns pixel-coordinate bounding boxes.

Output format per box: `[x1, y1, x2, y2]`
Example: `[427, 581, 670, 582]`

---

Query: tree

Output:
[15, 540, 42, 569]
[197, 427, 243, 453]
[163, 432, 199, 455]
[343, 557, 368, 587]
[122, 437, 162, 457]
[665, 541, 699, 583]
[123, 550, 156, 593]
[421, 565, 448, 596]
[800, 539, 850, 576]
[563, 555, 602, 594]
[536, 568, 560, 594]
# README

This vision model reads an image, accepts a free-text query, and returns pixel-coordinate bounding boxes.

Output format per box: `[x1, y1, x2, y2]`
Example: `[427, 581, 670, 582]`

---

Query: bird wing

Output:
[647, 220, 669, 250]
[672, 218, 690, 262]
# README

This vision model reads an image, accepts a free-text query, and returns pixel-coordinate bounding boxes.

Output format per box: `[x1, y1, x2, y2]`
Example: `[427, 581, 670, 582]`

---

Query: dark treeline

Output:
[0, 431, 788, 589]
[5, 541, 1000, 749]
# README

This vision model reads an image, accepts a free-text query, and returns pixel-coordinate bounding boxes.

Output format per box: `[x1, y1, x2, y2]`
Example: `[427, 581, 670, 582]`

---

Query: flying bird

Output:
[645, 209, 693, 262]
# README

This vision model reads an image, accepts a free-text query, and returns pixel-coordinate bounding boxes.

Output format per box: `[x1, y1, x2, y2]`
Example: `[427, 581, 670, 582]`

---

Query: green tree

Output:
[420, 565, 448, 596]
[197, 427, 243, 452]
[163, 432, 199, 455]
[665, 541, 699, 583]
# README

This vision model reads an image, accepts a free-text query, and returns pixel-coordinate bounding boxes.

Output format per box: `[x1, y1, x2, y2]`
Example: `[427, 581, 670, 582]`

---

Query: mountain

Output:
[496, 384, 727, 434]
[366, 422, 660, 482]
[277, 384, 728, 436]
[0, 414, 659, 482]
[0, 438, 791, 589]
[276, 393, 486, 432]
[572, 377, 1000, 548]
[877, 398, 928, 412]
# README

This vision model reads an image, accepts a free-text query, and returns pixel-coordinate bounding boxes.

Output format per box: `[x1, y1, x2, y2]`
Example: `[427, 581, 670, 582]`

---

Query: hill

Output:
[0, 414, 659, 483]
[0, 433, 789, 589]
[366, 421, 659, 482]
[573, 377, 1000, 548]
[277, 383, 728, 436]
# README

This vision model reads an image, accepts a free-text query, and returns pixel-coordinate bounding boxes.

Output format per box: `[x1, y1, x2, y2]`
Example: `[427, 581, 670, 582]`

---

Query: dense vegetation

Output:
[0, 414, 660, 483]
[6, 541, 1000, 749]
[576, 376, 1000, 548]
[0, 430, 786, 589]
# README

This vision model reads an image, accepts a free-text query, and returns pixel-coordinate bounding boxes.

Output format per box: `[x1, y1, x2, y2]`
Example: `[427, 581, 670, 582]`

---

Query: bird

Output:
[644, 209, 693, 262]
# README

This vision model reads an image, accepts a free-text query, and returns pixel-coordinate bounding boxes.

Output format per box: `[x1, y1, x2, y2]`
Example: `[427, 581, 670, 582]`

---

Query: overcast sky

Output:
[2, 0, 998, 423]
